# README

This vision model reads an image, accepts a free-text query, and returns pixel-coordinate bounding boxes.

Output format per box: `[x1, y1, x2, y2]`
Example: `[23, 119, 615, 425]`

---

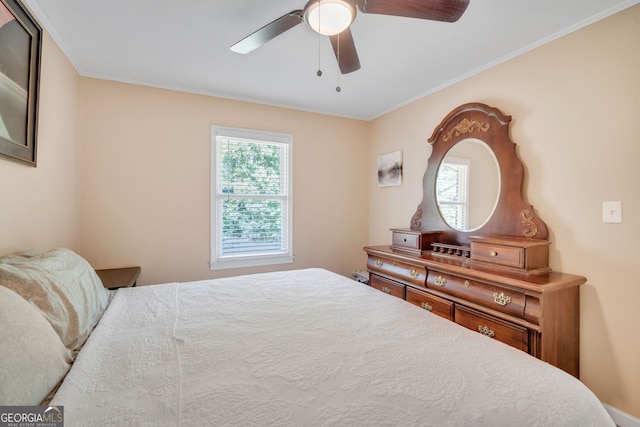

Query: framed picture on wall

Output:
[377, 150, 403, 187]
[0, 0, 42, 166]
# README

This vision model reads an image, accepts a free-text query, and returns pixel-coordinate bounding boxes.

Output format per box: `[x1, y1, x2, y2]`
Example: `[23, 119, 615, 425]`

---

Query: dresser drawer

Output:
[367, 256, 427, 287]
[370, 274, 405, 299]
[392, 231, 421, 250]
[469, 236, 551, 274]
[426, 270, 525, 318]
[455, 305, 528, 352]
[471, 241, 524, 269]
[389, 229, 441, 255]
[406, 287, 454, 320]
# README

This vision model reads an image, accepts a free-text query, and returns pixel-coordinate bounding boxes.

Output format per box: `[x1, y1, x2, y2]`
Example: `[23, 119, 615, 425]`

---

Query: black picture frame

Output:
[0, 0, 41, 166]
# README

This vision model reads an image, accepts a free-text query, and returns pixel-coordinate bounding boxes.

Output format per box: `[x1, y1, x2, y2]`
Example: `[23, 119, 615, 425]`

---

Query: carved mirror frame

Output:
[411, 102, 548, 246]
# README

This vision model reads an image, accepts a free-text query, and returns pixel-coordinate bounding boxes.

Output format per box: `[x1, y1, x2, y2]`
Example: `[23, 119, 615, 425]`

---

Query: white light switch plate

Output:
[602, 201, 622, 223]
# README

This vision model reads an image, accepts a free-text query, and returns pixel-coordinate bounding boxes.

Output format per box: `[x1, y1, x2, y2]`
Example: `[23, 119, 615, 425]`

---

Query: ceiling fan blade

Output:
[329, 28, 361, 74]
[230, 10, 303, 54]
[356, 0, 469, 22]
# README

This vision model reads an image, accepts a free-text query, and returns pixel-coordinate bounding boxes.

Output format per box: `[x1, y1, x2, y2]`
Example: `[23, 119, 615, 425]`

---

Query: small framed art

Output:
[377, 150, 403, 187]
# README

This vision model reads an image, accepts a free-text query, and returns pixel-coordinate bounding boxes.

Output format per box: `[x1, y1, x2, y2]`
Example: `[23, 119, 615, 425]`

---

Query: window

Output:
[210, 126, 293, 270]
[436, 157, 469, 230]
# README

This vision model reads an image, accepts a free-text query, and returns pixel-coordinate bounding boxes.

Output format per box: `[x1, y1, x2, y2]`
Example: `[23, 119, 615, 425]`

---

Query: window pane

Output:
[439, 204, 464, 230]
[218, 138, 285, 196]
[219, 198, 285, 256]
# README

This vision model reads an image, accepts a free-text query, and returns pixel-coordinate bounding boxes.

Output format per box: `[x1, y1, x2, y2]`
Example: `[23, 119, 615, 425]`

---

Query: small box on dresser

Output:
[390, 228, 441, 255]
[469, 236, 551, 275]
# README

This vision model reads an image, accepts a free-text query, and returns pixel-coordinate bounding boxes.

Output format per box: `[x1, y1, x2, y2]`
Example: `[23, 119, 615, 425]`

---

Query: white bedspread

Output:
[52, 268, 614, 426]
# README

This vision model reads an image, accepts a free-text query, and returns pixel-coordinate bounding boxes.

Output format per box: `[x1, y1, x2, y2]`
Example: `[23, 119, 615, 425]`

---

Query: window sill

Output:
[209, 255, 294, 270]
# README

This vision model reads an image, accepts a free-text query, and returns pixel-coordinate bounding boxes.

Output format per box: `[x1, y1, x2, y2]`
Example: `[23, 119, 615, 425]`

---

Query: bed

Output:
[0, 248, 615, 426]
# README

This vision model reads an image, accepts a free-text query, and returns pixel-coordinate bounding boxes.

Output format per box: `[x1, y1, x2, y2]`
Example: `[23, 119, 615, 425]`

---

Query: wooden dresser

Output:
[366, 103, 586, 378]
[364, 245, 584, 377]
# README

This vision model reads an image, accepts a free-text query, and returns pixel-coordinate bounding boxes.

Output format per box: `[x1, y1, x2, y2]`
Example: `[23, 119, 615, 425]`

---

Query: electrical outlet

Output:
[602, 201, 622, 223]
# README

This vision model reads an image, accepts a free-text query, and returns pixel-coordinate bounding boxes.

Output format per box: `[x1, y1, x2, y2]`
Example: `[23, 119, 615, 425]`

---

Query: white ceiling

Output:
[24, 0, 638, 120]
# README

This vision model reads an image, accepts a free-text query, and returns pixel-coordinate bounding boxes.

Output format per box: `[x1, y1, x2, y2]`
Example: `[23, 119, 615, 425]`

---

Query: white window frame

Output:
[210, 126, 293, 270]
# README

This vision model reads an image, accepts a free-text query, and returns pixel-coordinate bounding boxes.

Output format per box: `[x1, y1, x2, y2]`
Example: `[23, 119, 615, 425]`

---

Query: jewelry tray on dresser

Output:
[364, 103, 585, 378]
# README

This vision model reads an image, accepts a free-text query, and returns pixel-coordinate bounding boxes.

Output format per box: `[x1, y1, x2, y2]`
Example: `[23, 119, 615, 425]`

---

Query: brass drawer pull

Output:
[375, 259, 383, 268]
[493, 291, 512, 306]
[434, 275, 447, 287]
[421, 302, 433, 312]
[409, 269, 419, 279]
[464, 280, 470, 288]
[382, 287, 391, 294]
[478, 325, 495, 338]
[490, 250, 498, 257]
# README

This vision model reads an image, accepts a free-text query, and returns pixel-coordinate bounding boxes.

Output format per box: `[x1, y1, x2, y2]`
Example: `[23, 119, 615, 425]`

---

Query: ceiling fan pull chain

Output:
[317, 22, 322, 75]
[317, 1, 323, 77]
[336, 33, 342, 92]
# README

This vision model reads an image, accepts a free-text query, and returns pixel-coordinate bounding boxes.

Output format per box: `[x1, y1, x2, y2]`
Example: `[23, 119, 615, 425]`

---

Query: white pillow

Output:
[0, 286, 72, 405]
[0, 248, 111, 351]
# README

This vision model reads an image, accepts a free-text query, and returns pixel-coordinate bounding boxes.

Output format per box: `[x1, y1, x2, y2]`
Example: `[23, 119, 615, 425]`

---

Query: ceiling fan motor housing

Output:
[303, 0, 357, 36]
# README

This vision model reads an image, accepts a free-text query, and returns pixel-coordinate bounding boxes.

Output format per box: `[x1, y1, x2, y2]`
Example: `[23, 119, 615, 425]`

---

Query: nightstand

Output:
[96, 267, 141, 290]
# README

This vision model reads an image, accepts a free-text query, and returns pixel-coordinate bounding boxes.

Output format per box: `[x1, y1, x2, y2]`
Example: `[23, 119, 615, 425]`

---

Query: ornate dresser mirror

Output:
[364, 102, 585, 377]
[398, 102, 551, 275]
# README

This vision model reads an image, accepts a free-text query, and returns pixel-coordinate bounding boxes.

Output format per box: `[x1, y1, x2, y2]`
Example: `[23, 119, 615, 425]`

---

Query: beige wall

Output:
[76, 79, 370, 285]
[368, 5, 640, 417]
[0, 32, 79, 255]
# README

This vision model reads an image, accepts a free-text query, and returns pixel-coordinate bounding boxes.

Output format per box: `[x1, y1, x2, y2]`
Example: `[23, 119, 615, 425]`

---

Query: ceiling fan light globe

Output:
[304, 0, 355, 36]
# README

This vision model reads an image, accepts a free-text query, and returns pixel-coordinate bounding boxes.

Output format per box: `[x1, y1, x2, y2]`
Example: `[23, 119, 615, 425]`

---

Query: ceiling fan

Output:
[230, 0, 470, 74]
